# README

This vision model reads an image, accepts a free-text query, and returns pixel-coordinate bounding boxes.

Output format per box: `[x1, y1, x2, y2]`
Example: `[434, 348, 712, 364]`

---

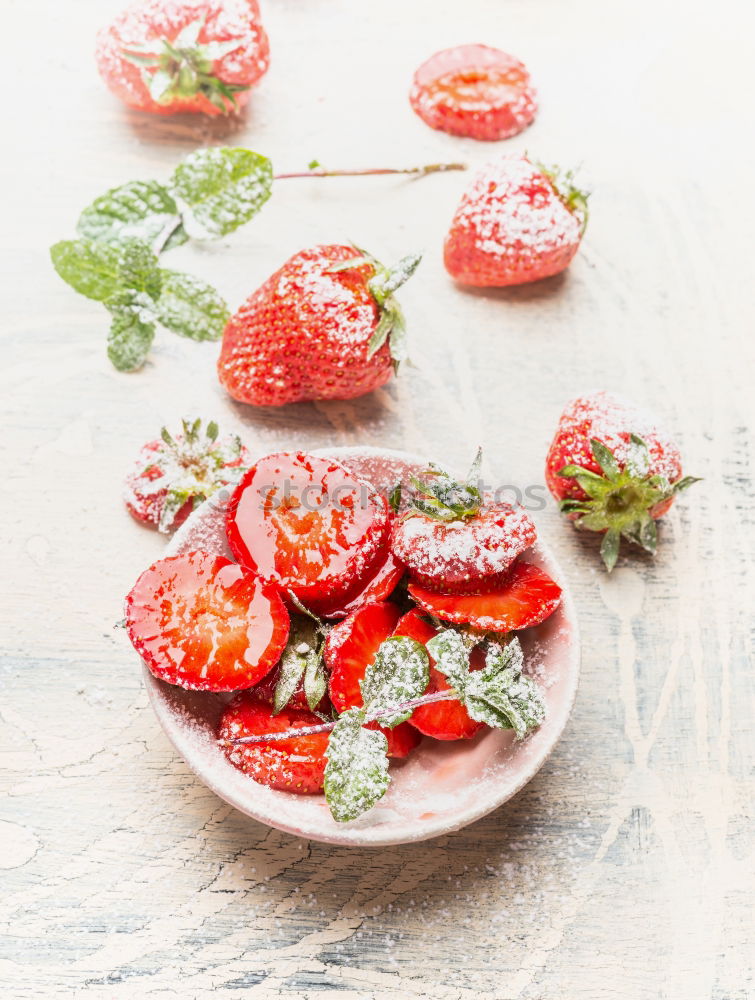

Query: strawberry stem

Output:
[273, 162, 466, 180]
[225, 690, 456, 745]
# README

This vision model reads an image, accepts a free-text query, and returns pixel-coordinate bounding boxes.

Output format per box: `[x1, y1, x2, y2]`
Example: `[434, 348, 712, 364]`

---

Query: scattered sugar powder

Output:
[145, 446, 580, 844]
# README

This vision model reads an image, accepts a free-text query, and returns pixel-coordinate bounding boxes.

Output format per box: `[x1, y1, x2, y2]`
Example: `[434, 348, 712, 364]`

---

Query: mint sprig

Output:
[51, 237, 226, 371]
[324, 636, 429, 821]
[426, 630, 545, 739]
[229, 629, 545, 823]
[52, 146, 274, 370]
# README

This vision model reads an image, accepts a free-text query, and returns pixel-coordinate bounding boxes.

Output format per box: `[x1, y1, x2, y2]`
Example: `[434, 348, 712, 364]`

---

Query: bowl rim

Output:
[141, 444, 581, 846]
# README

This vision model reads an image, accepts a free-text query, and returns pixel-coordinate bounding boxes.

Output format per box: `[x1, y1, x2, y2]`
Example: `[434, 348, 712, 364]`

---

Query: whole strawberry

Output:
[217, 245, 421, 406]
[392, 450, 537, 593]
[546, 391, 700, 570]
[124, 418, 250, 532]
[444, 154, 588, 287]
[96, 0, 269, 116]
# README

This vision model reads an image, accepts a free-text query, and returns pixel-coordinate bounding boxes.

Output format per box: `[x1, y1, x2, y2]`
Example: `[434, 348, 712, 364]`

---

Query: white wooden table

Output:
[2, 0, 753, 997]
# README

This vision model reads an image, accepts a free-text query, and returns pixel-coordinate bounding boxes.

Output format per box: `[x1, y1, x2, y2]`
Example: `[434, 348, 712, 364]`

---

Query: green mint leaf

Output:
[388, 483, 402, 513]
[116, 239, 162, 302]
[50, 239, 122, 302]
[273, 618, 320, 714]
[76, 180, 187, 251]
[428, 631, 545, 739]
[425, 629, 471, 694]
[155, 269, 229, 341]
[171, 146, 273, 239]
[324, 708, 390, 823]
[360, 636, 429, 728]
[106, 291, 156, 372]
[465, 639, 545, 738]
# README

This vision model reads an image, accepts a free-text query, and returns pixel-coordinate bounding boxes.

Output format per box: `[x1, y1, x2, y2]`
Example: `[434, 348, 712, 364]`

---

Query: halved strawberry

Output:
[218, 695, 328, 793]
[324, 601, 421, 758]
[125, 550, 289, 691]
[407, 561, 562, 631]
[311, 547, 404, 619]
[393, 610, 484, 741]
[226, 452, 391, 607]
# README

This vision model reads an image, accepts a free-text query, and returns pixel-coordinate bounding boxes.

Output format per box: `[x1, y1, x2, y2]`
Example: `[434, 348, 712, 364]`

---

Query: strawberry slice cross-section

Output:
[407, 561, 562, 632]
[226, 452, 391, 608]
[125, 550, 289, 691]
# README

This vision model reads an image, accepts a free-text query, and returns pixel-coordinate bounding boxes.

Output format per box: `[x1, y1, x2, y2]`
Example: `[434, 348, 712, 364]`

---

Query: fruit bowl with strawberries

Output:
[127, 446, 580, 845]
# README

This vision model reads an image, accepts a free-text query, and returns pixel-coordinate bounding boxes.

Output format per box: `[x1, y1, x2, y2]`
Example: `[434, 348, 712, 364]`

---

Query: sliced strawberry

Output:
[408, 561, 562, 631]
[226, 452, 391, 607]
[218, 695, 328, 794]
[410, 44, 537, 141]
[324, 601, 421, 759]
[311, 547, 404, 619]
[393, 610, 484, 740]
[125, 550, 289, 691]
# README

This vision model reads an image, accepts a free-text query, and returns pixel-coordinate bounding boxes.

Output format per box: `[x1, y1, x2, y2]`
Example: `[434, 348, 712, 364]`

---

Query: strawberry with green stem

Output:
[217, 245, 423, 406]
[96, 0, 270, 116]
[545, 391, 700, 570]
[124, 417, 250, 532]
[51, 147, 462, 371]
[392, 449, 538, 593]
[444, 154, 589, 287]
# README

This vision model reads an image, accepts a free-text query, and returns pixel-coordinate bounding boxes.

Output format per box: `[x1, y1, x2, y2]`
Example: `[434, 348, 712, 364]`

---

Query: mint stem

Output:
[152, 215, 183, 255]
[225, 690, 456, 746]
[273, 163, 467, 180]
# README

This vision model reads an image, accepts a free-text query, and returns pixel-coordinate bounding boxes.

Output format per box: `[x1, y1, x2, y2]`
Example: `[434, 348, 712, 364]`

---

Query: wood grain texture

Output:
[1, 0, 753, 997]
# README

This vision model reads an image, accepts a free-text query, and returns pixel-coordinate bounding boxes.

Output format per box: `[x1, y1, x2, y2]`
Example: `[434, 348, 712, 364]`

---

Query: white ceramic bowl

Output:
[141, 446, 580, 846]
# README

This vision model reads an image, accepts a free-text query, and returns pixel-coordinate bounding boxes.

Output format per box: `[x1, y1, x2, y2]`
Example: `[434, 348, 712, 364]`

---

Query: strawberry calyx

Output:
[558, 435, 700, 570]
[328, 247, 422, 369]
[535, 161, 590, 234]
[145, 418, 247, 531]
[406, 448, 483, 522]
[121, 17, 249, 112]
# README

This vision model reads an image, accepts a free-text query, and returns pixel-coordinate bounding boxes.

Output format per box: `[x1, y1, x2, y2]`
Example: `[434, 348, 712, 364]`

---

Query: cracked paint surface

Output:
[1, 0, 754, 997]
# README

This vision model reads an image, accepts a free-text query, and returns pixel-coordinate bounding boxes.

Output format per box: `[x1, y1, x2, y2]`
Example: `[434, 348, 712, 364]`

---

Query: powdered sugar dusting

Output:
[444, 154, 583, 286]
[142, 447, 580, 845]
[393, 502, 537, 590]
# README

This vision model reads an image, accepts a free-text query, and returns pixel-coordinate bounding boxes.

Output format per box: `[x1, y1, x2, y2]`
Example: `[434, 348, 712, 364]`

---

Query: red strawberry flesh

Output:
[125, 550, 290, 691]
[410, 44, 537, 141]
[408, 561, 562, 631]
[219, 695, 328, 793]
[226, 452, 391, 607]
[393, 502, 536, 593]
[393, 610, 484, 740]
[324, 601, 421, 759]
